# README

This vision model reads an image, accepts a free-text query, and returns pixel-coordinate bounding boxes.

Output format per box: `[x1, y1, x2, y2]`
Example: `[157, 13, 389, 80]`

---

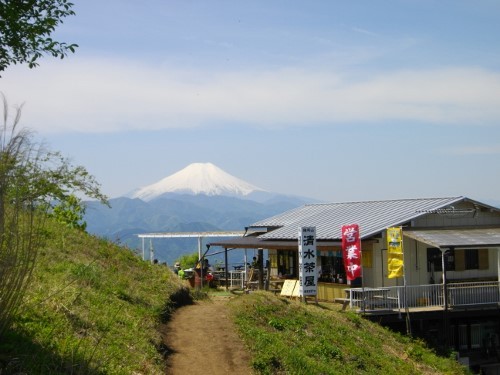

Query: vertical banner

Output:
[387, 227, 404, 278]
[341, 224, 362, 280]
[298, 226, 317, 296]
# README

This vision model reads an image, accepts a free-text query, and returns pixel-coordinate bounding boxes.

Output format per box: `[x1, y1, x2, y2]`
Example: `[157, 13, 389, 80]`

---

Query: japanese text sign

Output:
[341, 224, 362, 280]
[387, 227, 404, 278]
[298, 226, 317, 296]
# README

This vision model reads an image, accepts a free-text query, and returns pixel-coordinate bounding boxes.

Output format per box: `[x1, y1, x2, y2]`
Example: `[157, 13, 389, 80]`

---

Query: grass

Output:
[228, 291, 471, 375]
[0, 219, 187, 374]
[0, 218, 472, 374]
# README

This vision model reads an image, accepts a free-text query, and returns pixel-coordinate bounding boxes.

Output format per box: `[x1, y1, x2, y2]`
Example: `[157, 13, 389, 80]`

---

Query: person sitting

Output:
[203, 258, 211, 272]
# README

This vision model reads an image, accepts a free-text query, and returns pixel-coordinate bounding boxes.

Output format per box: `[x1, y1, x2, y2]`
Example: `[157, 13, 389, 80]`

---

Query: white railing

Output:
[345, 281, 500, 310]
[448, 281, 500, 307]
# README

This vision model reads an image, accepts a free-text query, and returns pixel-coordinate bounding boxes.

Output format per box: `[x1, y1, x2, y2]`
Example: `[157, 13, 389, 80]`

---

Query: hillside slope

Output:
[229, 292, 468, 375]
[0, 219, 186, 374]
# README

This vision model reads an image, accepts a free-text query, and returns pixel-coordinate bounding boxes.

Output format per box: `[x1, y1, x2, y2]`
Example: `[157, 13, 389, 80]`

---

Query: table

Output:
[269, 279, 285, 293]
[344, 287, 392, 310]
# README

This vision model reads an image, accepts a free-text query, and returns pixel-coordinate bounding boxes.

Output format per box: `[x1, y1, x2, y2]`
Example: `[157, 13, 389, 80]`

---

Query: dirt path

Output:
[162, 295, 253, 375]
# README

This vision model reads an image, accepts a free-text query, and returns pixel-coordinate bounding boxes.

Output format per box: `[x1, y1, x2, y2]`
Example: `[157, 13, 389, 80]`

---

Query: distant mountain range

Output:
[84, 163, 317, 264]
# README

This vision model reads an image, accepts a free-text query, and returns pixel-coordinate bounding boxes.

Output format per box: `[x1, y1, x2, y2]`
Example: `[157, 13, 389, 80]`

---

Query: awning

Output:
[403, 227, 500, 248]
[209, 236, 341, 250]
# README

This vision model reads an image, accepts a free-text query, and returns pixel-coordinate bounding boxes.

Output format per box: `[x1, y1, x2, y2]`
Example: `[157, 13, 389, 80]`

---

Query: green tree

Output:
[0, 0, 78, 73]
[177, 252, 199, 270]
[51, 194, 87, 230]
[0, 94, 107, 336]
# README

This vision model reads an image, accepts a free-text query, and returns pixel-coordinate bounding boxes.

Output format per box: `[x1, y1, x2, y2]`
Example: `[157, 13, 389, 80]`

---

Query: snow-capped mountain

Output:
[86, 162, 319, 264]
[128, 162, 267, 202]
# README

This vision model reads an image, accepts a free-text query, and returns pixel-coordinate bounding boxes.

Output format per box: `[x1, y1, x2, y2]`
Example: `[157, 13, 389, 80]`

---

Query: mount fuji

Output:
[84, 162, 317, 264]
[127, 162, 269, 201]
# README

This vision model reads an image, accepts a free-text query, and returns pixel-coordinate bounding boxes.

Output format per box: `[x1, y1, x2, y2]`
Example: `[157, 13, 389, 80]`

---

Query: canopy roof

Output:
[208, 236, 341, 250]
[403, 227, 500, 249]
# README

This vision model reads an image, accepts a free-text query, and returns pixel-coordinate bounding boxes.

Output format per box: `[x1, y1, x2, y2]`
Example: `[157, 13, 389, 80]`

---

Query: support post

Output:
[142, 237, 145, 260]
[258, 248, 264, 290]
[497, 247, 500, 295]
[441, 247, 451, 348]
[225, 247, 229, 291]
[198, 237, 203, 289]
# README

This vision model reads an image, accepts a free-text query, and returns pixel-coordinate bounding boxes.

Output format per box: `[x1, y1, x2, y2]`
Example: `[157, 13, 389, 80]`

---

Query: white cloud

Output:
[1, 58, 500, 133]
[351, 27, 379, 37]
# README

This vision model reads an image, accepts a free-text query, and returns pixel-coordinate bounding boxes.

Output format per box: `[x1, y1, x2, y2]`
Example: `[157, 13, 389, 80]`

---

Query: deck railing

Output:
[448, 281, 500, 307]
[346, 281, 500, 311]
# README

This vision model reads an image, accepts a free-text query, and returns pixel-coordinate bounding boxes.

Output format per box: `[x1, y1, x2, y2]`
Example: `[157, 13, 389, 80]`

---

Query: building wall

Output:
[413, 201, 500, 227]
[369, 236, 499, 288]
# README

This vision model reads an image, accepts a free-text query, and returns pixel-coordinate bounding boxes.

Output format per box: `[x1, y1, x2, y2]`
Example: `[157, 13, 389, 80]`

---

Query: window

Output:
[465, 249, 479, 270]
[318, 251, 345, 283]
[362, 249, 373, 268]
[277, 250, 297, 278]
[454, 249, 488, 271]
[427, 248, 455, 272]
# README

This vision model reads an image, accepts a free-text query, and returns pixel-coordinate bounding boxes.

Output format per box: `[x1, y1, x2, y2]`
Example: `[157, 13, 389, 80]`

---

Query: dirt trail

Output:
[162, 295, 253, 375]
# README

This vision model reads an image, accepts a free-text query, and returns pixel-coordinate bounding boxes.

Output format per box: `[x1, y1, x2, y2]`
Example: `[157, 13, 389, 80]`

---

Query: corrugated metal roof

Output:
[403, 227, 500, 248]
[252, 197, 466, 240]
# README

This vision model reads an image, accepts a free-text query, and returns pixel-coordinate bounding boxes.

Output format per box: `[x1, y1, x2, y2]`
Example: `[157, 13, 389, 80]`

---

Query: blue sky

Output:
[1, 1, 500, 205]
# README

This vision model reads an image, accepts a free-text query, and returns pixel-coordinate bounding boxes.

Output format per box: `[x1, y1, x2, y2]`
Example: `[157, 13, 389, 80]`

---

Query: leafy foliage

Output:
[52, 194, 87, 230]
[0, 96, 46, 337]
[0, 0, 78, 73]
[0, 95, 108, 338]
[176, 252, 199, 269]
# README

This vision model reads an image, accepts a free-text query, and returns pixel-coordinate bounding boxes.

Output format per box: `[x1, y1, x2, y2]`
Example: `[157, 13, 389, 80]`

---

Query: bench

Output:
[334, 298, 359, 310]
[372, 295, 398, 303]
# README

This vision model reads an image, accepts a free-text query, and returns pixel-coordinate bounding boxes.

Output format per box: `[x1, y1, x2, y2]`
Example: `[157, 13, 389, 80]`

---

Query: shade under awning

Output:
[209, 236, 341, 250]
[403, 227, 500, 249]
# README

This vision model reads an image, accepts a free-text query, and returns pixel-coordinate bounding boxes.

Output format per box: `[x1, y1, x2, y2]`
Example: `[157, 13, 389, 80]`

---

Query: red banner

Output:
[341, 224, 362, 280]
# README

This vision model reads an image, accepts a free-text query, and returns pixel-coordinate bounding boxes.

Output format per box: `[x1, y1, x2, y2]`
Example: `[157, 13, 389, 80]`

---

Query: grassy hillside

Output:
[229, 292, 470, 375]
[0, 219, 187, 374]
[0, 218, 470, 375]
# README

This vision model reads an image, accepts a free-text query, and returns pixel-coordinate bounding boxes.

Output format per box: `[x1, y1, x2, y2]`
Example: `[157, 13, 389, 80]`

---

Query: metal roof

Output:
[403, 227, 500, 248]
[251, 197, 469, 240]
